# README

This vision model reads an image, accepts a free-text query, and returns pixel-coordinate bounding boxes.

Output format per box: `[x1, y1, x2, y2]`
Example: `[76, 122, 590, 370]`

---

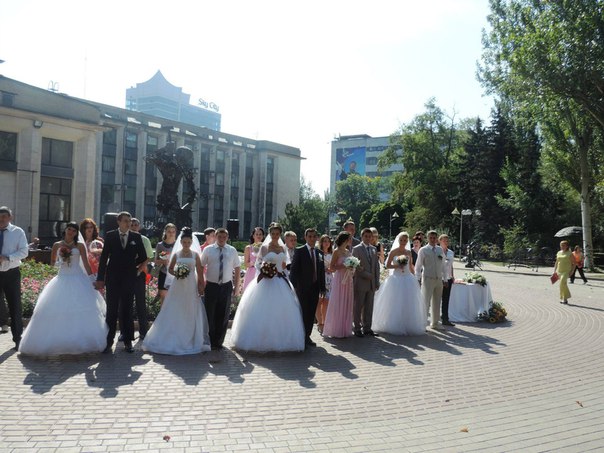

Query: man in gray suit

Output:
[415, 230, 448, 330]
[352, 228, 381, 337]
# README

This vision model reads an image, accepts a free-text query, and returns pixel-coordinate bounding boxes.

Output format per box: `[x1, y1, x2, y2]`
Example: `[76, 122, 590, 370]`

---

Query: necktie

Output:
[218, 246, 224, 284]
[310, 247, 316, 282]
[121, 233, 127, 249]
[0, 229, 5, 255]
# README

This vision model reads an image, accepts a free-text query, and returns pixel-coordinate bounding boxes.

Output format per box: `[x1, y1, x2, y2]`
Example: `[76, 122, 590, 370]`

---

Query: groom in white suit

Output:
[415, 230, 447, 330]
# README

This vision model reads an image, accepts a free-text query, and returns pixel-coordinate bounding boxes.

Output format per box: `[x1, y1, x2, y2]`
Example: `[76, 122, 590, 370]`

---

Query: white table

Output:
[448, 283, 493, 322]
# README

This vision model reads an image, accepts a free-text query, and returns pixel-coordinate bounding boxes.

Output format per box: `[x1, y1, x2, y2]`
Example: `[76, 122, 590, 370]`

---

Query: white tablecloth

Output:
[448, 283, 493, 322]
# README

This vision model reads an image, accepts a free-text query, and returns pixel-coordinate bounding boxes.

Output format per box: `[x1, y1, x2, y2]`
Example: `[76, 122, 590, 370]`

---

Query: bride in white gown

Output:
[373, 231, 427, 336]
[230, 222, 305, 352]
[142, 228, 211, 355]
[19, 222, 108, 356]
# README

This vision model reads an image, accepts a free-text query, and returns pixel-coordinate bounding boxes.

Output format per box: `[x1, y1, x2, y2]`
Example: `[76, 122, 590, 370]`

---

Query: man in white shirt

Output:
[284, 230, 297, 275]
[200, 228, 241, 349]
[415, 230, 448, 330]
[0, 206, 29, 349]
[439, 234, 456, 327]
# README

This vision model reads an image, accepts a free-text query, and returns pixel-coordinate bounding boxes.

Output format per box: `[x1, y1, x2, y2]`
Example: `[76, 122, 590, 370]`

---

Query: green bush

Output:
[20, 260, 58, 318]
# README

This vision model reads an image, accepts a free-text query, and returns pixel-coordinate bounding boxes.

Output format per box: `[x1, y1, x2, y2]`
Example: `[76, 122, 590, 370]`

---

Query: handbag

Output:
[550, 273, 559, 284]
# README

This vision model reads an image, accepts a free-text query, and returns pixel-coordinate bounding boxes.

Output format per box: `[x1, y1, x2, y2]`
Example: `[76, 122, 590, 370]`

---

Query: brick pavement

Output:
[1, 263, 603, 452]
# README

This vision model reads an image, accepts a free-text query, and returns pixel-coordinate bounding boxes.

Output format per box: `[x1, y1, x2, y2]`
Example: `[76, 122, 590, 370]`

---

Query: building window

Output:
[215, 172, 224, 186]
[38, 176, 71, 244]
[124, 159, 137, 175]
[42, 138, 73, 168]
[0, 131, 17, 162]
[231, 173, 239, 188]
[0, 131, 17, 171]
[366, 157, 378, 165]
[102, 156, 116, 172]
[125, 130, 138, 150]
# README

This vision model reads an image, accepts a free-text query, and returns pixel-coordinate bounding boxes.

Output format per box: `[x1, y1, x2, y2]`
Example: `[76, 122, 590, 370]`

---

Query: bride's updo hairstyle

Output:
[334, 231, 351, 249]
[62, 221, 80, 243]
[180, 227, 193, 239]
[268, 222, 282, 234]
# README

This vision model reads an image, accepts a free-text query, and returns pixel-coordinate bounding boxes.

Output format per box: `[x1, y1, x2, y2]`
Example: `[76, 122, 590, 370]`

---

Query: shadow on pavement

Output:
[206, 348, 254, 384]
[325, 335, 424, 367]
[84, 351, 149, 398]
[431, 325, 507, 355]
[0, 347, 16, 366]
[566, 303, 604, 312]
[19, 353, 100, 394]
[150, 353, 210, 386]
[235, 345, 358, 388]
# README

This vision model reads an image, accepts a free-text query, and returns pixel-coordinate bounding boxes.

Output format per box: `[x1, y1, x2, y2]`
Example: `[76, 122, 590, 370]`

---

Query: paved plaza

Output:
[1, 262, 603, 452]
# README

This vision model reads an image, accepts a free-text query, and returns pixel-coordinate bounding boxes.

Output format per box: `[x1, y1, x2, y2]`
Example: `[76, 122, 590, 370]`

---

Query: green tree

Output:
[278, 177, 329, 236]
[480, 0, 604, 267]
[333, 174, 381, 226]
[359, 202, 405, 239]
[380, 98, 467, 234]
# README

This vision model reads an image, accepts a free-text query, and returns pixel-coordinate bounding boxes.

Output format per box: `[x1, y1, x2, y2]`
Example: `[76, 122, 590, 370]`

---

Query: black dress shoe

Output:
[354, 331, 364, 338]
[442, 320, 455, 327]
[305, 339, 317, 347]
[363, 330, 378, 337]
[102, 345, 113, 354]
[124, 342, 134, 353]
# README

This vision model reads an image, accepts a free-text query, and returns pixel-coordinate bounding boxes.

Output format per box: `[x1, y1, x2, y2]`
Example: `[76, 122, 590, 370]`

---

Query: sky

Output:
[0, 0, 494, 195]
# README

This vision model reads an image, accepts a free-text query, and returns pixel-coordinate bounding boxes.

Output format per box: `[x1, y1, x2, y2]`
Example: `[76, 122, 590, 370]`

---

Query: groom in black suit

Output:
[95, 212, 147, 353]
[290, 228, 326, 348]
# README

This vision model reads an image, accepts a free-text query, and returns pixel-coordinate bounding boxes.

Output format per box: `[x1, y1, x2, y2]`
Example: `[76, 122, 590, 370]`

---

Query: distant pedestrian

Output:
[570, 245, 588, 285]
[553, 240, 575, 305]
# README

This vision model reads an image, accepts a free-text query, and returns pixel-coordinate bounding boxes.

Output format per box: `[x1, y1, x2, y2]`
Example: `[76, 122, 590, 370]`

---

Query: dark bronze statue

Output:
[145, 141, 197, 229]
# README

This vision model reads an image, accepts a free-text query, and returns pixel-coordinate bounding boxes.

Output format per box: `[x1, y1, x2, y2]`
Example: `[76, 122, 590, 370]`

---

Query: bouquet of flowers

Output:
[259, 261, 278, 279]
[342, 256, 361, 284]
[477, 301, 507, 323]
[174, 263, 191, 280]
[58, 246, 72, 266]
[343, 256, 361, 270]
[159, 251, 170, 261]
[394, 255, 409, 267]
[463, 272, 487, 286]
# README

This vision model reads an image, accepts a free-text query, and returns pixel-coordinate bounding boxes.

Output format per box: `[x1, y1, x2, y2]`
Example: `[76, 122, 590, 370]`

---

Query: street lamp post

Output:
[452, 208, 481, 260]
[389, 211, 399, 239]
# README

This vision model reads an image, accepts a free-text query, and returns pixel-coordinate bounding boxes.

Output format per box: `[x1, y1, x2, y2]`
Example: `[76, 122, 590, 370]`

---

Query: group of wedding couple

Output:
[16, 211, 244, 356]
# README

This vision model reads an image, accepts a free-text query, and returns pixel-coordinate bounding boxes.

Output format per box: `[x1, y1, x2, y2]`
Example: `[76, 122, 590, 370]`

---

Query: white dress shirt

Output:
[200, 243, 240, 284]
[443, 248, 455, 280]
[0, 223, 29, 272]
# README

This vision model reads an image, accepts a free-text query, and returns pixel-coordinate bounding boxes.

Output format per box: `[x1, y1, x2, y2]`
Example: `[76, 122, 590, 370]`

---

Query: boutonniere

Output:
[129, 240, 136, 246]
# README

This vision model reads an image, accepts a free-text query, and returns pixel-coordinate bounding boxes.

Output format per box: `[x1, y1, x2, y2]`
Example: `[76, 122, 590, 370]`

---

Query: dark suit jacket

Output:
[97, 229, 147, 283]
[290, 245, 326, 295]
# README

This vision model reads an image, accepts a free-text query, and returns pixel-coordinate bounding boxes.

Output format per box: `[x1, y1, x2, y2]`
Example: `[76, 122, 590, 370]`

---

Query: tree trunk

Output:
[578, 145, 594, 270]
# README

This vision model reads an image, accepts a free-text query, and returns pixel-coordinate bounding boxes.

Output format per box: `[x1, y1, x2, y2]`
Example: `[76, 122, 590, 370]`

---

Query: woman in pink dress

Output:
[323, 231, 354, 338]
[242, 227, 265, 293]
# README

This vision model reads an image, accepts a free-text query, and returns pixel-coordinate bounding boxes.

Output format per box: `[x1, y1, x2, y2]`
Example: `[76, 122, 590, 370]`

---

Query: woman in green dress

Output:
[553, 240, 575, 304]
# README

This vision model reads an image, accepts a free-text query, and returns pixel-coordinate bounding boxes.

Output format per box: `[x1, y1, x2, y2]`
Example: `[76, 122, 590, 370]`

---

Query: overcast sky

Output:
[1, 0, 494, 194]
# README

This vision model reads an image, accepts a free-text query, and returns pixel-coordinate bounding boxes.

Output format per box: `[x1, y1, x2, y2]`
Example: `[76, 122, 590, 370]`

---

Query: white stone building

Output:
[0, 75, 301, 245]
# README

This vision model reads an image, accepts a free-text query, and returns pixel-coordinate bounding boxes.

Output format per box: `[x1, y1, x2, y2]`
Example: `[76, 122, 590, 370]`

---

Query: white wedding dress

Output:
[230, 251, 305, 352]
[372, 257, 427, 336]
[19, 248, 108, 356]
[143, 253, 211, 355]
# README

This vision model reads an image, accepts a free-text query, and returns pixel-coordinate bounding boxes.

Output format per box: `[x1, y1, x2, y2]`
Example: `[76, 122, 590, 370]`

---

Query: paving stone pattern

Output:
[0, 263, 603, 452]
